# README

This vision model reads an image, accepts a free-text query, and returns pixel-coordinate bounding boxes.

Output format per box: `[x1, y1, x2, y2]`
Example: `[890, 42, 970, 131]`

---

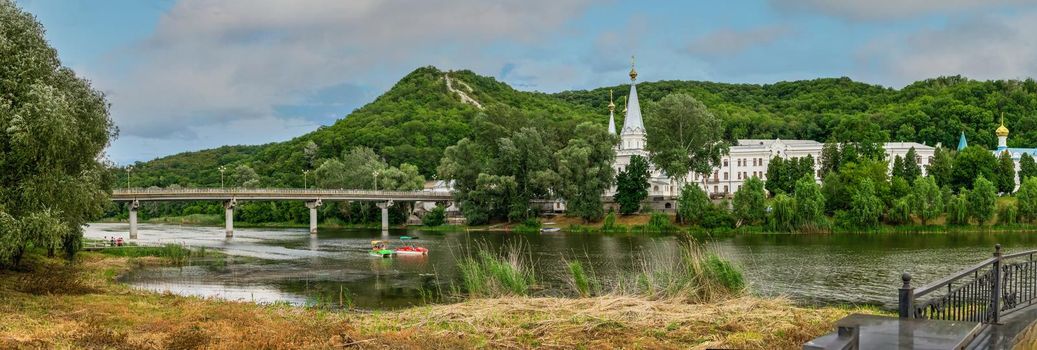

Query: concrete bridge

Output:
[111, 188, 453, 238]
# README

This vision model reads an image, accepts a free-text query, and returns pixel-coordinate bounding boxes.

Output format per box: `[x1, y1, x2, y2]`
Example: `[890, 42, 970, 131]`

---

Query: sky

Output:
[15, 0, 1037, 164]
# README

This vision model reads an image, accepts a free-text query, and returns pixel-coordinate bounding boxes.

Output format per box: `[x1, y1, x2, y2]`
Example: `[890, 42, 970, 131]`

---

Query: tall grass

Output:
[632, 241, 744, 302]
[565, 259, 598, 297]
[457, 241, 535, 297]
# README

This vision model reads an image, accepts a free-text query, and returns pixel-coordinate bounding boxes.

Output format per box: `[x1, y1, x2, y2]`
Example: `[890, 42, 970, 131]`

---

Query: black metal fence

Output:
[899, 244, 1037, 324]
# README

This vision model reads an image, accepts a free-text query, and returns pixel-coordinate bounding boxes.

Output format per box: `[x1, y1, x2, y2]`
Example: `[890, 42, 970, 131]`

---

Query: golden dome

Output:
[607, 89, 615, 111]
[997, 113, 1009, 137]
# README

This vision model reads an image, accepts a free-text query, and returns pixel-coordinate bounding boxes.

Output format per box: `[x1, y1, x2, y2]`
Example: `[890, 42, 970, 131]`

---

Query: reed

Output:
[632, 241, 744, 302]
[457, 241, 535, 297]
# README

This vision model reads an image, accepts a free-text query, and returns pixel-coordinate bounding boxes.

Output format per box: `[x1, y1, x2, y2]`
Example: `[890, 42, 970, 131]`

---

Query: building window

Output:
[653, 185, 659, 192]
[737, 172, 742, 180]
[723, 160, 729, 167]
[723, 172, 728, 180]
[665, 202, 672, 209]
[724, 185, 729, 193]
[713, 185, 718, 193]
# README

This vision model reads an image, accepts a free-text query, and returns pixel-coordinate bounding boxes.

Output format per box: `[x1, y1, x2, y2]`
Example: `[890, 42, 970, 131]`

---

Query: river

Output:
[83, 223, 1037, 310]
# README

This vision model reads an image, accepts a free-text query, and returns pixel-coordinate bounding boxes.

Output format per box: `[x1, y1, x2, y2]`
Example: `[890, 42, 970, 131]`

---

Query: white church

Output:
[606, 61, 936, 210]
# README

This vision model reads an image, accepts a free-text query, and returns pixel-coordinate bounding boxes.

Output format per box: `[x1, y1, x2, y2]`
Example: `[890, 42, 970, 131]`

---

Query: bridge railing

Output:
[899, 244, 1037, 324]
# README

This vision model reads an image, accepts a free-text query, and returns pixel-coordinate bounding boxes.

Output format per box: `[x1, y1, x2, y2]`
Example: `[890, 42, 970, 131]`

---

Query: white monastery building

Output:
[607, 61, 936, 209]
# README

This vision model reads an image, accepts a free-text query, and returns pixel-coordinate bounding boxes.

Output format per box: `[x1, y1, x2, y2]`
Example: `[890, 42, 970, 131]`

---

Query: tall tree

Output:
[995, 151, 1016, 193]
[497, 127, 554, 220]
[676, 184, 710, 225]
[1017, 177, 1037, 223]
[232, 165, 261, 188]
[927, 146, 955, 188]
[764, 156, 786, 195]
[847, 179, 883, 228]
[968, 176, 997, 225]
[551, 123, 617, 222]
[891, 155, 905, 180]
[818, 139, 841, 179]
[1020, 153, 1037, 182]
[732, 177, 766, 226]
[794, 175, 826, 228]
[614, 155, 650, 215]
[303, 140, 319, 169]
[644, 93, 729, 182]
[902, 147, 922, 183]
[952, 146, 998, 190]
[0, 1, 116, 265]
[909, 176, 943, 225]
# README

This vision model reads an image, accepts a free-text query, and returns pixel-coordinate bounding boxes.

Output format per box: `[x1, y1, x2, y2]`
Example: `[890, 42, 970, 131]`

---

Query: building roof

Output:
[883, 142, 934, 151]
[620, 61, 645, 134]
[958, 131, 968, 151]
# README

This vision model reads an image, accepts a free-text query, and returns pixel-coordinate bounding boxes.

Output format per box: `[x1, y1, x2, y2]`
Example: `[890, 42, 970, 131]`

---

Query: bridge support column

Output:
[377, 200, 394, 231]
[129, 200, 140, 239]
[306, 199, 322, 235]
[224, 199, 236, 238]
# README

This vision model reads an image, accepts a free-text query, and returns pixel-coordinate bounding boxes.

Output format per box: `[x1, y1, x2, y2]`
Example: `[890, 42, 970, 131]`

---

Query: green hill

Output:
[126, 67, 1037, 189]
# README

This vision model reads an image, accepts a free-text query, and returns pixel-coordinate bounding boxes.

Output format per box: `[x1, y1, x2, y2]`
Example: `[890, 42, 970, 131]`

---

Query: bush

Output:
[887, 196, 912, 225]
[635, 242, 743, 302]
[999, 203, 1018, 225]
[947, 193, 970, 225]
[968, 176, 997, 225]
[601, 212, 626, 233]
[514, 218, 541, 233]
[700, 203, 735, 229]
[646, 212, 676, 233]
[422, 205, 446, 226]
[768, 194, 796, 231]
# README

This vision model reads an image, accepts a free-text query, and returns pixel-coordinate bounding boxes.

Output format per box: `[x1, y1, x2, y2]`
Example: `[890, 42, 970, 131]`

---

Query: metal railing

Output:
[899, 244, 1037, 324]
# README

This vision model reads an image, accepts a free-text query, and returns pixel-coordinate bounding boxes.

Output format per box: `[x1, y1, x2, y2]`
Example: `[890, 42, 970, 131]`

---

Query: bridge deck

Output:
[111, 188, 454, 202]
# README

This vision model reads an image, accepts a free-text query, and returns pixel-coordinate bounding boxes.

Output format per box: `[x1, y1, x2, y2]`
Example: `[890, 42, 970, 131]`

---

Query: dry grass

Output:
[0, 253, 874, 349]
[351, 296, 868, 349]
[1015, 320, 1037, 350]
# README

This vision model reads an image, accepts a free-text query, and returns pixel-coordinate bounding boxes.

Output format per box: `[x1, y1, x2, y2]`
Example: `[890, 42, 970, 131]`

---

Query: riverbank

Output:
[0, 252, 880, 349]
[102, 212, 1037, 236]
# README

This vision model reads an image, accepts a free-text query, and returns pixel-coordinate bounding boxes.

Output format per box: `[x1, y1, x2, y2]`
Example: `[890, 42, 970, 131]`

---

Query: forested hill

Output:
[128, 67, 1037, 189]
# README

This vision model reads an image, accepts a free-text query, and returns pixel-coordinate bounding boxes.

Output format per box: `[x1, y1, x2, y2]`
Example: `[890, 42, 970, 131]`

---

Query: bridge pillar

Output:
[129, 200, 140, 239]
[224, 199, 236, 238]
[377, 200, 394, 231]
[306, 199, 322, 235]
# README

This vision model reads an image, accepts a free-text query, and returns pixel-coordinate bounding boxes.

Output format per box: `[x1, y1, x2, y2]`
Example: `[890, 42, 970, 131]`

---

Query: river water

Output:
[83, 223, 1037, 310]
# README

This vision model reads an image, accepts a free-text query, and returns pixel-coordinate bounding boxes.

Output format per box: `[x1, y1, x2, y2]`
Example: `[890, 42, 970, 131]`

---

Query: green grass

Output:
[633, 241, 745, 302]
[457, 241, 535, 297]
[565, 260, 597, 297]
[96, 244, 215, 266]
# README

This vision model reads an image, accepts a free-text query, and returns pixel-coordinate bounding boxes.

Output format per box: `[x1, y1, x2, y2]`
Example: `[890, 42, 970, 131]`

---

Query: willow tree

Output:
[644, 93, 728, 182]
[0, 0, 116, 266]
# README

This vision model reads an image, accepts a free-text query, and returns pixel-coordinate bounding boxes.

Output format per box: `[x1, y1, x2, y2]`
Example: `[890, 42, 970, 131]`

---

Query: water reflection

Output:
[84, 223, 1037, 310]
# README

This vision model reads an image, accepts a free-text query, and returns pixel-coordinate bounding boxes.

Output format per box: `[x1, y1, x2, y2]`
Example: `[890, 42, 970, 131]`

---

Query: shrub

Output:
[768, 194, 796, 231]
[422, 205, 446, 226]
[999, 203, 1018, 225]
[947, 193, 970, 225]
[635, 242, 743, 302]
[646, 212, 675, 233]
[457, 242, 534, 297]
[887, 196, 912, 225]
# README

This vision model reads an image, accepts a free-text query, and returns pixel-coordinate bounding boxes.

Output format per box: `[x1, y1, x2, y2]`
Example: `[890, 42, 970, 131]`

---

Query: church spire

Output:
[607, 90, 617, 135]
[620, 56, 644, 134]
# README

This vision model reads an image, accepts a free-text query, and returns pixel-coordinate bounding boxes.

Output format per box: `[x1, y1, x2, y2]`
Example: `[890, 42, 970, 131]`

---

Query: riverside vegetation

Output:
[0, 240, 886, 349]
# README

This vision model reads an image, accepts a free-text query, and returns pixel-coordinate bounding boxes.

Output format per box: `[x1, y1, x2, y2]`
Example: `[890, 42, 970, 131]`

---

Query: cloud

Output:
[96, 0, 592, 163]
[856, 11, 1037, 86]
[768, 0, 1031, 21]
[685, 25, 793, 57]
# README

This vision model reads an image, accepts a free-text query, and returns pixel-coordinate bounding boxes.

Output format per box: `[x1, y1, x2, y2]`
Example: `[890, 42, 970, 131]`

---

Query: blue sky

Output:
[16, 0, 1037, 164]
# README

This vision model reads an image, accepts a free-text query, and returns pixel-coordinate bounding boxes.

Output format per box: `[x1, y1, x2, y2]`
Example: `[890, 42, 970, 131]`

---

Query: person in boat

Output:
[116, 237, 124, 246]
[371, 240, 386, 252]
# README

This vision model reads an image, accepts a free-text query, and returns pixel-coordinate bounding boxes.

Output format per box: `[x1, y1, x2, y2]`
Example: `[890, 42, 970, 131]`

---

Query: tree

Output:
[644, 93, 729, 181]
[0, 1, 116, 266]
[891, 155, 905, 180]
[818, 139, 841, 179]
[768, 194, 796, 231]
[677, 184, 710, 225]
[927, 147, 955, 188]
[902, 147, 922, 183]
[377, 163, 425, 191]
[342, 147, 389, 189]
[952, 146, 998, 190]
[462, 174, 517, 225]
[947, 192, 970, 225]
[794, 175, 826, 228]
[1020, 153, 1037, 182]
[303, 140, 319, 169]
[764, 156, 786, 195]
[1017, 177, 1037, 223]
[968, 176, 997, 225]
[732, 177, 766, 226]
[995, 150, 1016, 193]
[497, 127, 554, 220]
[551, 123, 616, 222]
[422, 205, 446, 227]
[314, 159, 348, 189]
[910, 176, 943, 225]
[614, 155, 650, 215]
[846, 179, 883, 228]
[232, 165, 261, 188]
